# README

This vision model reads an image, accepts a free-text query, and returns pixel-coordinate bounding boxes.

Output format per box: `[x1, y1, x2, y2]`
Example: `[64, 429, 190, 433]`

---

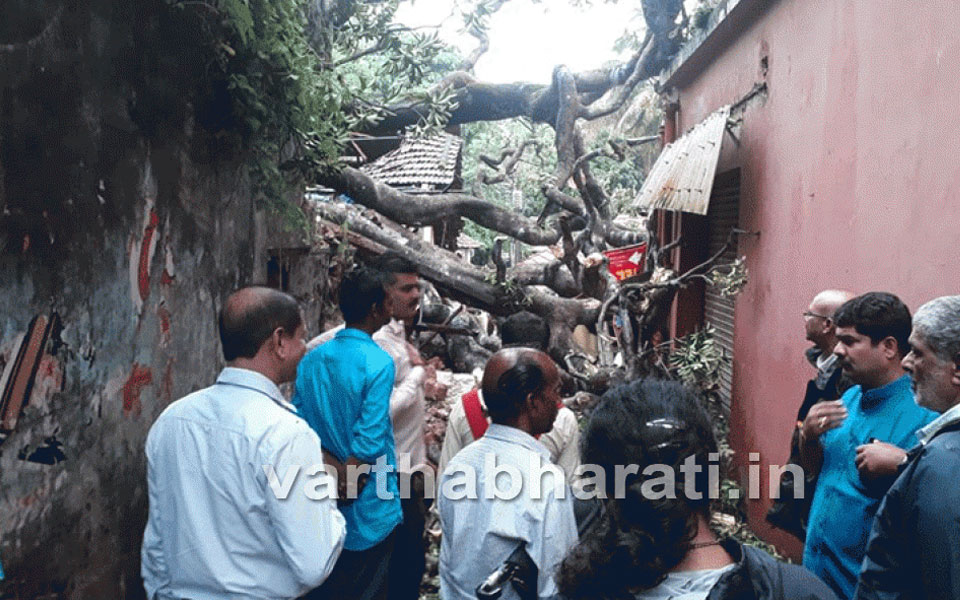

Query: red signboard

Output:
[604, 243, 647, 281]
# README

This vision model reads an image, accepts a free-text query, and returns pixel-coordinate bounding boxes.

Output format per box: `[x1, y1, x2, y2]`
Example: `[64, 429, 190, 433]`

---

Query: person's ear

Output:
[881, 336, 899, 360]
[269, 327, 285, 357]
[382, 293, 396, 314]
[525, 391, 538, 412]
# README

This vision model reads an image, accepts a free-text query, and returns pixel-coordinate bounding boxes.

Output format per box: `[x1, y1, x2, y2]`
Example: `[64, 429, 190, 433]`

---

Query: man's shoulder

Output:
[159, 384, 307, 434]
[890, 388, 939, 424]
[355, 340, 395, 377]
[740, 544, 838, 599]
[152, 384, 216, 423]
[917, 429, 960, 466]
[889, 431, 960, 514]
[306, 324, 343, 350]
[555, 406, 578, 426]
[447, 395, 469, 423]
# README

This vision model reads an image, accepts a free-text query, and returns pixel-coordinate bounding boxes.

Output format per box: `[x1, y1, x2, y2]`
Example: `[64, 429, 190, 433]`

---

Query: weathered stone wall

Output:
[0, 2, 321, 597]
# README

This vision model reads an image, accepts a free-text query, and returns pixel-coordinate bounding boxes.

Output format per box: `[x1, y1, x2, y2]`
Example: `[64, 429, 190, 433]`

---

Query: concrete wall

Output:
[0, 2, 324, 596]
[669, 0, 960, 557]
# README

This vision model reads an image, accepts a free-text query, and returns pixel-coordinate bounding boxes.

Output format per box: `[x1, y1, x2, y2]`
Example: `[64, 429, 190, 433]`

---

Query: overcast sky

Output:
[394, 0, 641, 84]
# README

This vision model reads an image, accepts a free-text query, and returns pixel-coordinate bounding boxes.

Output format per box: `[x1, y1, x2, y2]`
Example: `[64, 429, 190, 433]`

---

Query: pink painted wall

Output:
[672, 0, 960, 557]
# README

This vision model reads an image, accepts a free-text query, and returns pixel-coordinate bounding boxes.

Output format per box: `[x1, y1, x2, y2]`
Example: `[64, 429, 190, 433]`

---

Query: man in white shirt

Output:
[374, 253, 443, 600]
[141, 287, 345, 600]
[438, 348, 579, 600]
[438, 311, 581, 483]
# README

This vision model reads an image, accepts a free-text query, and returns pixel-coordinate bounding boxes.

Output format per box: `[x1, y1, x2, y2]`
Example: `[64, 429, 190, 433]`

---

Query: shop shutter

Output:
[703, 171, 740, 410]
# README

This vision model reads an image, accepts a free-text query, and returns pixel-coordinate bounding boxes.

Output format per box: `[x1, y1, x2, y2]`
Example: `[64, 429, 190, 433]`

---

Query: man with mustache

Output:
[800, 292, 937, 599]
[307, 253, 443, 600]
[855, 295, 960, 599]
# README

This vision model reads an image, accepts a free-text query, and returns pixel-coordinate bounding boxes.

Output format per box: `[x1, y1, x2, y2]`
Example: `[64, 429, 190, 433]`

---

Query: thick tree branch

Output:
[321, 167, 563, 245]
[361, 22, 682, 137]
[581, 30, 655, 120]
[541, 185, 586, 217]
[310, 200, 605, 332]
[312, 200, 501, 304]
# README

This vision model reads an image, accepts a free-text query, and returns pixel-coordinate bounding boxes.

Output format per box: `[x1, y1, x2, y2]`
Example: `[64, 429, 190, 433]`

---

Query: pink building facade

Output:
[655, 0, 960, 557]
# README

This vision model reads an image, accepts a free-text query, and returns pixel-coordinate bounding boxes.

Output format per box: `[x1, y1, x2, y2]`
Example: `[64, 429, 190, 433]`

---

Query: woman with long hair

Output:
[558, 379, 836, 600]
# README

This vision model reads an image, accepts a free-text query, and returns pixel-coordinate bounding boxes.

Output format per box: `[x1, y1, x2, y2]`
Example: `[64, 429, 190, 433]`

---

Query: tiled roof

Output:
[361, 133, 462, 189]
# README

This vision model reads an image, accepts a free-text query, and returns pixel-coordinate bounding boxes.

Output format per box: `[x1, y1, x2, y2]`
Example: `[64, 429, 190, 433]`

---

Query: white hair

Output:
[912, 296, 960, 361]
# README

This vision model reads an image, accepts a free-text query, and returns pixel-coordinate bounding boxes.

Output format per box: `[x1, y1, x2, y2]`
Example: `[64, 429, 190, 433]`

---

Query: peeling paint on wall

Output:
[18, 437, 66, 465]
[161, 237, 176, 285]
[157, 304, 171, 348]
[138, 209, 160, 303]
[121, 364, 153, 419]
[0, 314, 60, 433]
[128, 166, 159, 316]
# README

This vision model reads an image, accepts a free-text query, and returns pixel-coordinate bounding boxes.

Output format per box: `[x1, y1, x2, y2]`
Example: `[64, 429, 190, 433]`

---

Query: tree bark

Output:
[320, 166, 564, 246]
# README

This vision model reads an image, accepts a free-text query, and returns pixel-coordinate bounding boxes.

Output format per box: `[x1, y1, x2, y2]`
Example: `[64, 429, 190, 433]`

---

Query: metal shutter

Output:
[703, 171, 740, 409]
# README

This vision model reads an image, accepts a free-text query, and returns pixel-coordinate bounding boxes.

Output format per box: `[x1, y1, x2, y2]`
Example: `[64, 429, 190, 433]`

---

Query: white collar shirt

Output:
[917, 402, 960, 445]
[438, 424, 579, 600]
[373, 318, 427, 473]
[141, 367, 345, 600]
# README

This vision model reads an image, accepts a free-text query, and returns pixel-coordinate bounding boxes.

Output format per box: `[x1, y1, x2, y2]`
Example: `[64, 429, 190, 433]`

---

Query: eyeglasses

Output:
[802, 311, 831, 320]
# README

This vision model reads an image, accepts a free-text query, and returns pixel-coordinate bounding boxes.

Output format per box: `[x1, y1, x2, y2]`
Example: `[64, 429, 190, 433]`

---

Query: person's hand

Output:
[801, 400, 847, 443]
[343, 455, 370, 501]
[425, 378, 448, 403]
[324, 452, 369, 503]
[408, 344, 426, 367]
[425, 356, 445, 370]
[322, 451, 349, 500]
[855, 440, 907, 479]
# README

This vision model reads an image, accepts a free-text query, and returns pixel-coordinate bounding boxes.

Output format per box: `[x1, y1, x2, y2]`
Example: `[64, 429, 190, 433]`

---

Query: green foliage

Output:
[408, 83, 461, 138]
[460, 118, 559, 255]
[668, 326, 730, 396]
[709, 256, 749, 298]
[167, 0, 454, 220]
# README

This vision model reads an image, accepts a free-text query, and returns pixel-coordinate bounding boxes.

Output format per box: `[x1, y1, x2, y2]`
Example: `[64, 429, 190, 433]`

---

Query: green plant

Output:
[668, 326, 730, 395]
[168, 0, 453, 220]
[709, 256, 749, 298]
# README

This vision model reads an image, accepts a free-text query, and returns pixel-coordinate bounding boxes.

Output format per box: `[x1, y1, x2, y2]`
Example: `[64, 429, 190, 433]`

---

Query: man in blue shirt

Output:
[295, 267, 400, 600]
[800, 292, 937, 599]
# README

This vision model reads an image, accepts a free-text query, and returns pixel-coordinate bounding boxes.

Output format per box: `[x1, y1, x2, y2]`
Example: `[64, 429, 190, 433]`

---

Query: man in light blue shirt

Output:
[800, 292, 936, 599]
[295, 267, 400, 600]
[141, 287, 345, 600]
[439, 348, 579, 600]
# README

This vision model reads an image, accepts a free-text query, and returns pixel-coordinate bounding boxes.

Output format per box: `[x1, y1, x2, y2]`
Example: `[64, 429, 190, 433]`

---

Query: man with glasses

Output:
[768, 289, 854, 539]
[801, 290, 857, 418]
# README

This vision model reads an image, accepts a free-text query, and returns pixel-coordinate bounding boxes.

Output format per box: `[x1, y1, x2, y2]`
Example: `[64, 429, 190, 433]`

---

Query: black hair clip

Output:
[644, 418, 687, 452]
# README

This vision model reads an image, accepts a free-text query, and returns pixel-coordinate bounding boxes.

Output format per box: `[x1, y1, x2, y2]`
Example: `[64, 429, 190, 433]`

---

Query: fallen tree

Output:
[145, 0, 744, 385]
[300, 0, 748, 384]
